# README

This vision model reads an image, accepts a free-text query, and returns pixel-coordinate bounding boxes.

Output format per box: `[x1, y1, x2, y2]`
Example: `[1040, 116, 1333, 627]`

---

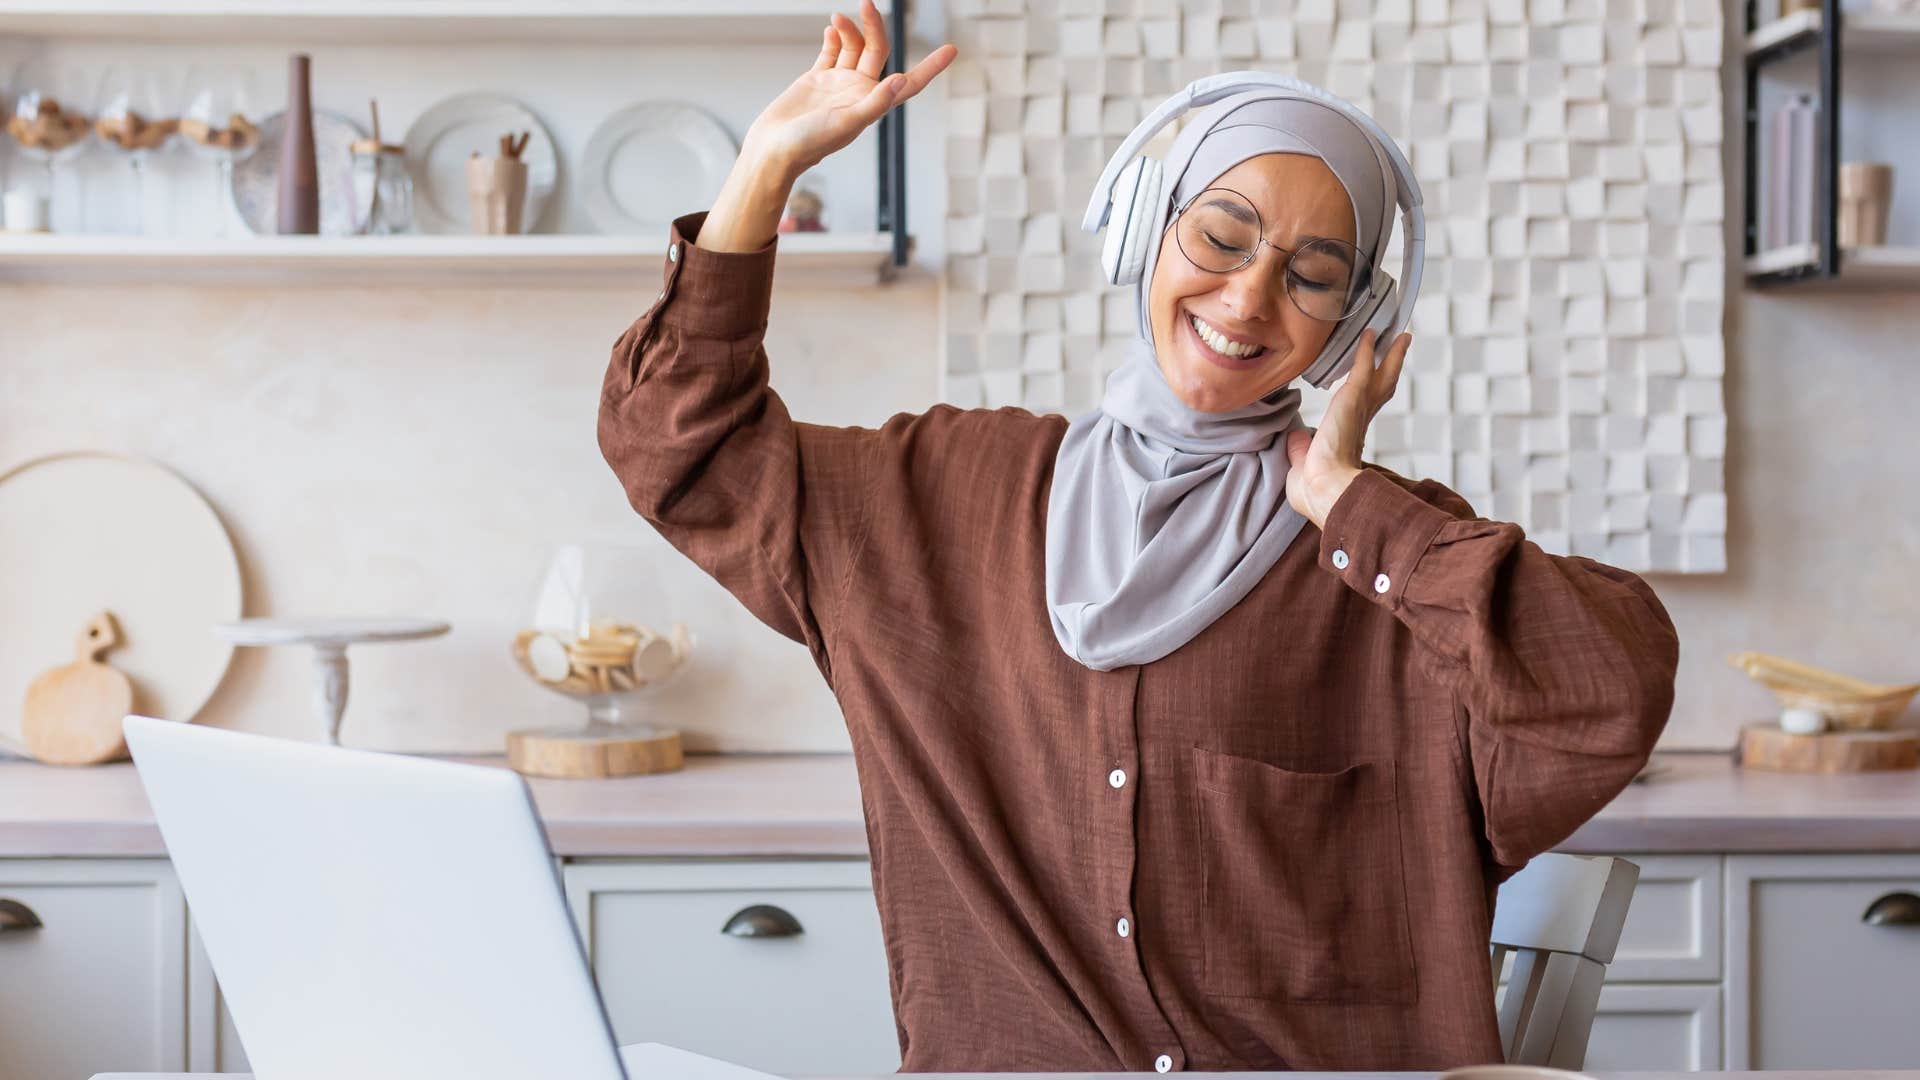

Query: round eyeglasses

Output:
[1171, 187, 1375, 323]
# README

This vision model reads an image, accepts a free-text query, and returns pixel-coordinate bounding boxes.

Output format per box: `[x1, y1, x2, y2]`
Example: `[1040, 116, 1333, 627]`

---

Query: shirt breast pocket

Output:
[1191, 745, 1417, 1004]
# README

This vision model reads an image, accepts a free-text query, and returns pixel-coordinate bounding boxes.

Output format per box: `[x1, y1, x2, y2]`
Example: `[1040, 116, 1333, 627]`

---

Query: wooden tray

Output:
[1737, 723, 1920, 773]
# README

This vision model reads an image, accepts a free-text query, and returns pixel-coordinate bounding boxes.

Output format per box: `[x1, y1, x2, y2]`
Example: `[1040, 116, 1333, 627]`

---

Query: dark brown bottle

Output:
[277, 53, 319, 234]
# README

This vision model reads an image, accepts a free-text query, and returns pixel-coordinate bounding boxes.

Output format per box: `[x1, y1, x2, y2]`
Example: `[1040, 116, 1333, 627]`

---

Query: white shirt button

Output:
[1108, 768, 1126, 789]
[1374, 572, 1391, 594]
[1331, 548, 1349, 570]
[1155, 1053, 1174, 1072]
[669, 242, 680, 262]
[1116, 917, 1131, 938]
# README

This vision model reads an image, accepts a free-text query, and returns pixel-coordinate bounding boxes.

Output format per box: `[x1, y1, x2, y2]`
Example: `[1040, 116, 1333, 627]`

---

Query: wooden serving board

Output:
[1738, 723, 1920, 773]
[506, 725, 683, 779]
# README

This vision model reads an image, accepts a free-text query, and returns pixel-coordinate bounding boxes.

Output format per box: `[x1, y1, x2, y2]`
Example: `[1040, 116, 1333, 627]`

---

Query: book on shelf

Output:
[1764, 93, 1818, 253]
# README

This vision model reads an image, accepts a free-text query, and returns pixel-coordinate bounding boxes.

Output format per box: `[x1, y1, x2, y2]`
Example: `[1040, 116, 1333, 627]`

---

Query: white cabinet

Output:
[13, 847, 1920, 1076]
[563, 859, 900, 1077]
[0, 859, 189, 1080]
[1727, 853, 1920, 1069]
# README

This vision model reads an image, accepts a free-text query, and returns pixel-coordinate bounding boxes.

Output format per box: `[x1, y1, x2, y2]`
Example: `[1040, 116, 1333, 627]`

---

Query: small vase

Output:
[276, 54, 318, 234]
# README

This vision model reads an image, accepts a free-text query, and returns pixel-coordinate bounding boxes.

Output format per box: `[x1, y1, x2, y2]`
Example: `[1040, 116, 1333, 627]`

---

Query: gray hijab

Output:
[1044, 90, 1396, 671]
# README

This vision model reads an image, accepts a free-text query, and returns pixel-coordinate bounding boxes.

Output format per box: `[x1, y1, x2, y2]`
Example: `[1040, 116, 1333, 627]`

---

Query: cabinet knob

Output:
[1862, 891, 1920, 927]
[720, 904, 804, 939]
[0, 898, 42, 932]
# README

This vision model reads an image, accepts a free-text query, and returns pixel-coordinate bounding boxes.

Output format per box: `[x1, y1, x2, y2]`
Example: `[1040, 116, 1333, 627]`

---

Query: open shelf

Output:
[0, 0, 884, 43]
[0, 231, 908, 285]
[1745, 8, 1920, 58]
[1744, 243, 1920, 288]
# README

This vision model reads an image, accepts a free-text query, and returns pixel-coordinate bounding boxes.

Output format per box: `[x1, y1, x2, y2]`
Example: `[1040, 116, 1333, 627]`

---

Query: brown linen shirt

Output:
[597, 212, 1680, 1073]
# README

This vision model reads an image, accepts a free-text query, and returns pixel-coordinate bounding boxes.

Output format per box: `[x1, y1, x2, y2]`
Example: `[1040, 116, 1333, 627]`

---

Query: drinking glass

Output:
[180, 65, 259, 238]
[6, 58, 93, 231]
[94, 65, 177, 234]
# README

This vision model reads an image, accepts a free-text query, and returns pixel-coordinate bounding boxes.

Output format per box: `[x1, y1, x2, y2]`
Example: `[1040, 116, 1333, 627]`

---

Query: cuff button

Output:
[1373, 572, 1391, 594]
[1331, 548, 1349, 570]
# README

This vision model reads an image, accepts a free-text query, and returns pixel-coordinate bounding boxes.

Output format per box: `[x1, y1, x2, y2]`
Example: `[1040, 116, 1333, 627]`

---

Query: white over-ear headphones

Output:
[1081, 71, 1426, 390]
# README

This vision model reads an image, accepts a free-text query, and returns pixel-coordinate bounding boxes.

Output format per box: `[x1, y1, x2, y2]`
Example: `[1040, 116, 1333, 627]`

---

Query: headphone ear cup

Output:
[1303, 273, 1397, 390]
[1101, 156, 1163, 287]
[1119, 156, 1162, 286]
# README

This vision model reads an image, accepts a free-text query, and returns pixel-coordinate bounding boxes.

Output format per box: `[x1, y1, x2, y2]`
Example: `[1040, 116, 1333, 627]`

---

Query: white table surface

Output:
[86, 1060, 1920, 1068]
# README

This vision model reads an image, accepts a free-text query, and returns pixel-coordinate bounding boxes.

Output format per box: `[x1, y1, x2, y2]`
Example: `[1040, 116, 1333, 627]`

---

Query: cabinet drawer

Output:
[564, 860, 897, 1077]
[1606, 854, 1721, 981]
[1583, 983, 1722, 1071]
[1729, 854, 1920, 1069]
[0, 859, 188, 1080]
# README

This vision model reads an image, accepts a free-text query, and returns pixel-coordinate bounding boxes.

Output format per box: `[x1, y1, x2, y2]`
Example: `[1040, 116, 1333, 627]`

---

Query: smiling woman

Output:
[597, 14, 1680, 1073]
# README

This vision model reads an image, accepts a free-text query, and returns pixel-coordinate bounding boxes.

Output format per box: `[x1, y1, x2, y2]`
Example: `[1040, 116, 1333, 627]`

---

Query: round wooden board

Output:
[506, 725, 683, 779]
[0, 452, 242, 747]
[1738, 723, 1920, 773]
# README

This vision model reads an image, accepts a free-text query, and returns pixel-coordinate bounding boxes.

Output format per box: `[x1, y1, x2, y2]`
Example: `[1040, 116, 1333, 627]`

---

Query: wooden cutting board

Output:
[1738, 722, 1920, 773]
[0, 451, 242, 744]
[21, 612, 136, 765]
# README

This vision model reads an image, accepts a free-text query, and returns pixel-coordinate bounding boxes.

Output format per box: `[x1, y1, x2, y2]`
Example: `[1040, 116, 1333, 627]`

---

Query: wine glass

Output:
[94, 65, 176, 235]
[180, 65, 259, 238]
[6, 58, 92, 232]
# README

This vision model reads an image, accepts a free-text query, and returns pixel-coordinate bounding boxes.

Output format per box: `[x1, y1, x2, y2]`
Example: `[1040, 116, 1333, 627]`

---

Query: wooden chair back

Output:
[1490, 853, 1640, 1069]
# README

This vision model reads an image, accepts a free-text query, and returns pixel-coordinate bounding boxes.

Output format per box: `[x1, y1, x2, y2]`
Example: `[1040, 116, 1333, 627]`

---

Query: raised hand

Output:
[741, 0, 957, 181]
[1283, 329, 1414, 529]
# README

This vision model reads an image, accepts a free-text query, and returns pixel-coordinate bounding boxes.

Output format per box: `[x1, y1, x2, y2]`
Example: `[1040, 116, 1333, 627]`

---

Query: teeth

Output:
[1190, 314, 1264, 360]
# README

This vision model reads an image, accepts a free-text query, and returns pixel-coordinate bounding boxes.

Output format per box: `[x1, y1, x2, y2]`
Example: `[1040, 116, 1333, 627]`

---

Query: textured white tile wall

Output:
[939, 0, 1728, 573]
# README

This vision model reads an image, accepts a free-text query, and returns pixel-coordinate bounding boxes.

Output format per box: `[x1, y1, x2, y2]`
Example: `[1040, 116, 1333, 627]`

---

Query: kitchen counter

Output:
[5, 747, 1920, 858]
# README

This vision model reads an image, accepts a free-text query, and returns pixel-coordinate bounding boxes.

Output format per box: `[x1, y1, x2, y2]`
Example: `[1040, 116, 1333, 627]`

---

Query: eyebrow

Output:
[1198, 196, 1258, 226]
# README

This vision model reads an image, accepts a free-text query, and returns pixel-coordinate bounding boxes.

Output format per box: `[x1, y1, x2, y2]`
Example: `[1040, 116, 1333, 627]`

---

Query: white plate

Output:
[0, 452, 242, 747]
[231, 109, 369, 236]
[405, 93, 557, 234]
[580, 102, 737, 235]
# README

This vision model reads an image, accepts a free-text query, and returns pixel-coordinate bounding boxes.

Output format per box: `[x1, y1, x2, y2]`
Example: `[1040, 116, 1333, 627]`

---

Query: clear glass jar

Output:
[350, 138, 412, 235]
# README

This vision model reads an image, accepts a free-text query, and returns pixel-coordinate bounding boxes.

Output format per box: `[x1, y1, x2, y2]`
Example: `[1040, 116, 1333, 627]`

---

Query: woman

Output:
[598, 3, 1679, 1072]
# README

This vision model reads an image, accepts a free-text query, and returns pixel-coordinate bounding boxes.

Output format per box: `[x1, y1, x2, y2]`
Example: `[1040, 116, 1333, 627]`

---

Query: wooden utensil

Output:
[1728, 651, 1920, 731]
[21, 612, 136, 766]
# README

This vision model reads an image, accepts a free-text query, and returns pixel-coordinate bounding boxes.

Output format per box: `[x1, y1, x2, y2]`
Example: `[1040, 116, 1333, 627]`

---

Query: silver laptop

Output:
[119, 714, 775, 1080]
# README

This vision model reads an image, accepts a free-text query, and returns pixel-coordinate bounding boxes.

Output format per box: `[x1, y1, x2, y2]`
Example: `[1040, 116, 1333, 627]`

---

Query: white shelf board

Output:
[1745, 9, 1920, 56]
[0, 231, 905, 285]
[1747, 7, 1822, 54]
[0, 0, 884, 43]
[1744, 243, 1920, 287]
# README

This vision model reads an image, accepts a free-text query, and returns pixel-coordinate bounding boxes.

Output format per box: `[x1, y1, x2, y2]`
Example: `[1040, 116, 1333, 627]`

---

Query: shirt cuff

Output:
[1317, 467, 1453, 609]
[650, 210, 779, 340]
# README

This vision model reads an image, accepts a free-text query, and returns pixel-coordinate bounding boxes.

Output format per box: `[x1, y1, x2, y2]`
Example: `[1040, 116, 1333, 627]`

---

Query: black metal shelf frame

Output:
[1744, 0, 1841, 286]
[875, 0, 910, 277]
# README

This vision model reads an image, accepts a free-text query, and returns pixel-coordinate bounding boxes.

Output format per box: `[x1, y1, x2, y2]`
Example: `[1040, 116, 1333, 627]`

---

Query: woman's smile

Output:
[1183, 304, 1275, 372]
